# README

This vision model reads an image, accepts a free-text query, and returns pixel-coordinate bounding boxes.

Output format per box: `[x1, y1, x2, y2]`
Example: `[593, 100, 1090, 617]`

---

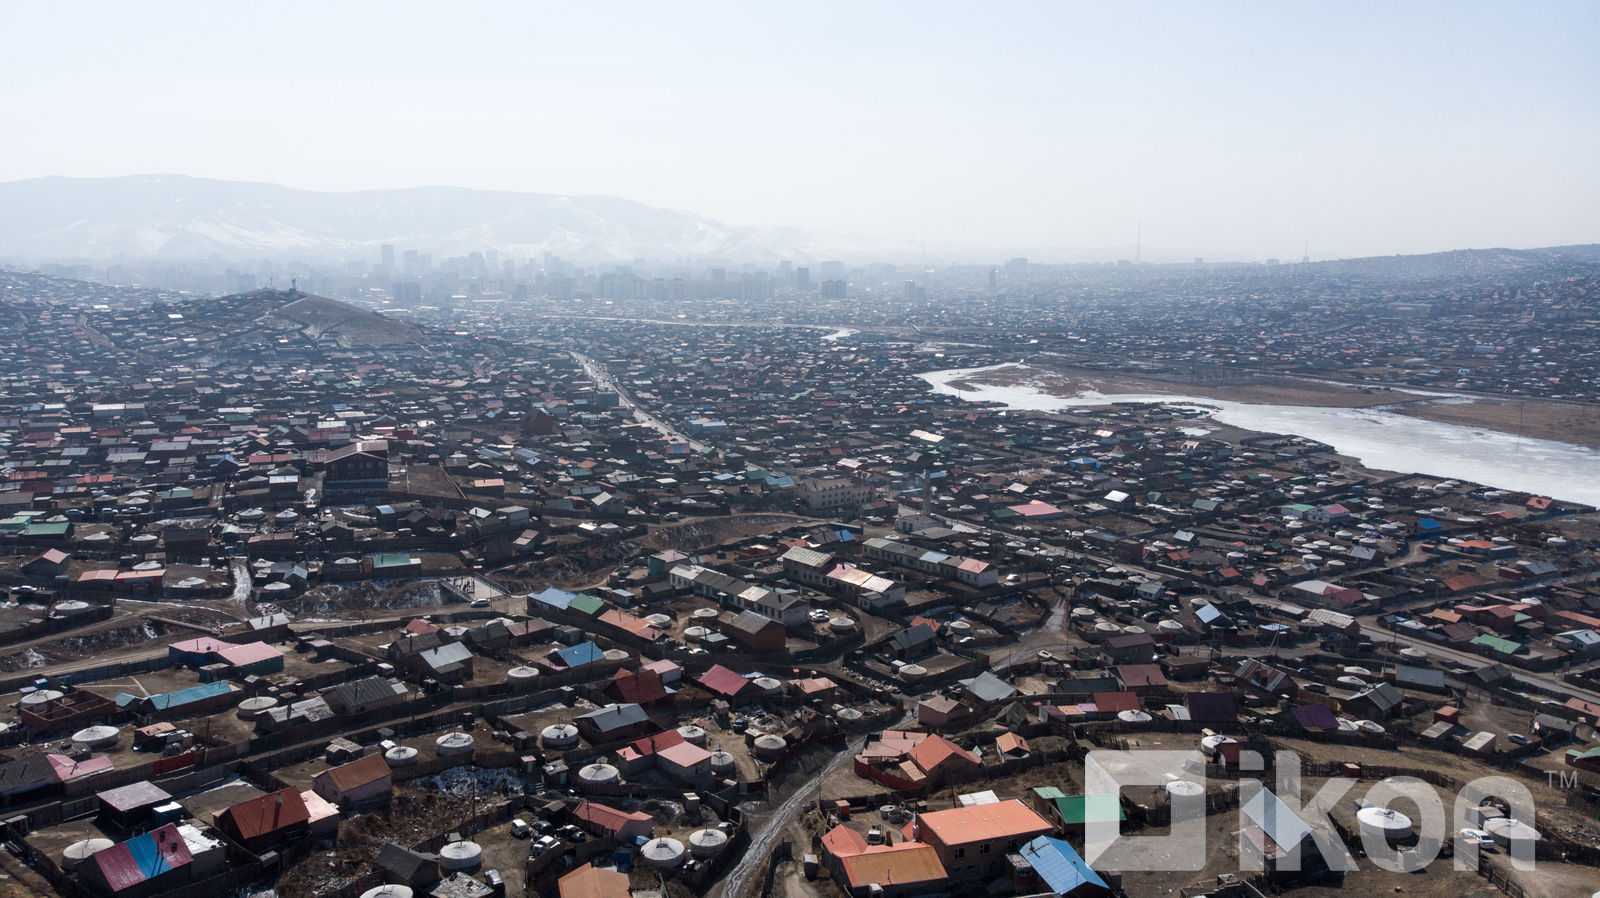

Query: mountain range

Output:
[0, 174, 905, 265]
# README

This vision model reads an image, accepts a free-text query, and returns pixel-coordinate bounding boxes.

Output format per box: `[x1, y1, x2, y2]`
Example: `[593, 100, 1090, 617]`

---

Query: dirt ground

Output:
[1392, 396, 1600, 448]
[962, 363, 1600, 447]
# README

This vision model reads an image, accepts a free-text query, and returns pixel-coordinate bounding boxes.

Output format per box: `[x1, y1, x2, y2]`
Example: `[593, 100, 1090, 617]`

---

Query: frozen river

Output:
[921, 363, 1600, 506]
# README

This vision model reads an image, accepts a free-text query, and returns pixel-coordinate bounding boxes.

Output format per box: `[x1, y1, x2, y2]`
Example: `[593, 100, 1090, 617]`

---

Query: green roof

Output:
[1031, 786, 1067, 801]
[567, 593, 605, 616]
[372, 553, 417, 568]
[22, 522, 70, 537]
[1054, 794, 1125, 825]
[1470, 633, 1522, 655]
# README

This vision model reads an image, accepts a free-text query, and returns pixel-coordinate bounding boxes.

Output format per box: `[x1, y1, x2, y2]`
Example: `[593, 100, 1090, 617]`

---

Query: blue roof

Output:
[553, 641, 604, 667]
[1018, 835, 1107, 894]
[531, 587, 576, 610]
[134, 681, 233, 711]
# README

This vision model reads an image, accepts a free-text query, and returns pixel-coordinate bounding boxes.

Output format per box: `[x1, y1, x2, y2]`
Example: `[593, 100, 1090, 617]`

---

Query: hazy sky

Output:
[5, 2, 1598, 260]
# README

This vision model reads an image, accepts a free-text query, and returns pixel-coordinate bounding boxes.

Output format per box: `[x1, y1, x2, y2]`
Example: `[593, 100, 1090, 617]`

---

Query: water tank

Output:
[677, 725, 708, 746]
[238, 696, 279, 720]
[438, 840, 482, 871]
[692, 607, 720, 621]
[684, 626, 710, 644]
[62, 839, 114, 870]
[752, 734, 787, 761]
[641, 837, 686, 869]
[753, 677, 783, 696]
[541, 724, 581, 750]
[1357, 807, 1415, 844]
[384, 746, 419, 767]
[828, 617, 857, 634]
[360, 887, 414, 898]
[1118, 710, 1153, 723]
[507, 666, 539, 687]
[435, 732, 475, 757]
[72, 725, 119, 750]
[689, 828, 729, 858]
[578, 763, 621, 787]
[19, 689, 64, 709]
[53, 600, 93, 618]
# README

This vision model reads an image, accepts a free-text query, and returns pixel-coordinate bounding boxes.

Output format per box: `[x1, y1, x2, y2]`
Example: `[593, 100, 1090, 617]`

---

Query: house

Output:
[311, 753, 392, 809]
[1013, 835, 1113, 898]
[605, 668, 673, 709]
[1101, 632, 1157, 664]
[375, 843, 441, 889]
[574, 703, 651, 743]
[215, 788, 310, 850]
[1240, 788, 1327, 881]
[1184, 692, 1239, 726]
[905, 799, 1054, 880]
[559, 863, 631, 898]
[720, 610, 787, 653]
[696, 664, 754, 701]
[84, 823, 193, 896]
[655, 741, 713, 785]
[322, 676, 408, 716]
[821, 824, 948, 898]
[962, 671, 1017, 704]
[22, 548, 69, 578]
[907, 735, 981, 779]
[96, 782, 172, 833]
[574, 801, 653, 841]
[1115, 664, 1169, 696]
[887, 623, 938, 660]
[917, 696, 973, 729]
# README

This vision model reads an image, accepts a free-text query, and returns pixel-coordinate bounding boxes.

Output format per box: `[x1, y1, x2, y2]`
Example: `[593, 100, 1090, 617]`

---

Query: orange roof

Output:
[996, 732, 1030, 754]
[907, 799, 1052, 847]
[559, 862, 630, 898]
[908, 735, 980, 774]
[839, 843, 948, 888]
[822, 823, 869, 857]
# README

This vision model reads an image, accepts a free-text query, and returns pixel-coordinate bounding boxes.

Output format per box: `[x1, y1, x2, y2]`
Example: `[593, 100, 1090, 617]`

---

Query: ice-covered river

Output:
[921, 363, 1600, 506]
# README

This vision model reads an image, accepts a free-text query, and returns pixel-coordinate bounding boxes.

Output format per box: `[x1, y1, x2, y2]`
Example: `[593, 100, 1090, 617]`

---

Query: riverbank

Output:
[959, 362, 1600, 448]
[921, 362, 1600, 505]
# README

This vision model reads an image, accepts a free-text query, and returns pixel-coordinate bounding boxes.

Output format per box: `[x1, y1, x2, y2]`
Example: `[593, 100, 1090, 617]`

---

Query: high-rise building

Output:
[795, 267, 811, 291]
[380, 244, 395, 271]
[820, 279, 847, 300]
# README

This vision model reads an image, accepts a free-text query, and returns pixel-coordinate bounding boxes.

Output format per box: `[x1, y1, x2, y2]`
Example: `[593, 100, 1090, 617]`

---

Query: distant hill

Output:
[249, 290, 424, 349]
[0, 174, 895, 265]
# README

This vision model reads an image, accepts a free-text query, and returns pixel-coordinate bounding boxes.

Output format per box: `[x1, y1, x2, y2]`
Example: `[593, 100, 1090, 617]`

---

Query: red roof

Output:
[696, 663, 750, 697]
[575, 801, 652, 836]
[218, 788, 310, 840]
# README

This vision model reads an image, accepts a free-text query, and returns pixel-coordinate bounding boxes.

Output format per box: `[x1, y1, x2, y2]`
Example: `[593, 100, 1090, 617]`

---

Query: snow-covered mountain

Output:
[0, 175, 904, 264]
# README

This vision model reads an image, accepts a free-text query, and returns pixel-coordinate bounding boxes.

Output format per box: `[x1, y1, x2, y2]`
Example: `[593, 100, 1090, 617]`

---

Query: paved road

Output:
[571, 350, 711, 452]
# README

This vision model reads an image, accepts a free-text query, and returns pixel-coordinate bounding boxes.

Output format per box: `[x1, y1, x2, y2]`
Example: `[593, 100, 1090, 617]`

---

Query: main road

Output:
[571, 350, 711, 453]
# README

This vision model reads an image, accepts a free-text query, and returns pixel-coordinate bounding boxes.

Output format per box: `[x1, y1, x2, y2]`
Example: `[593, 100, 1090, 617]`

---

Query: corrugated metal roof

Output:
[1019, 835, 1108, 894]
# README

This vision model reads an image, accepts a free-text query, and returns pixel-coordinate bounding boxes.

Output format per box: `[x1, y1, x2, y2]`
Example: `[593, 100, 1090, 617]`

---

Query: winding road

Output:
[718, 713, 911, 898]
